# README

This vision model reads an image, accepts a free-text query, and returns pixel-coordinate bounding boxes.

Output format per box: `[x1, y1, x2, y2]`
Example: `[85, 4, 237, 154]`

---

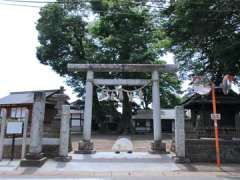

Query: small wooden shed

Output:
[0, 89, 64, 125]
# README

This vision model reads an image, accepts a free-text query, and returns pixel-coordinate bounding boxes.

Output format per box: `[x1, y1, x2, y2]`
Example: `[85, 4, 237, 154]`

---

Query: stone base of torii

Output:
[149, 141, 166, 154]
[75, 140, 96, 154]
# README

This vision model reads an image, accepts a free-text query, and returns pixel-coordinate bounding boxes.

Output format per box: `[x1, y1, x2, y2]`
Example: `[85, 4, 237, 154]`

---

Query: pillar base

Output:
[173, 156, 190, 163]
[20, 153, 47, 167]
[74, 140, 96, 154]
[149, 141, 166, 154]
[54, 156, 72, 162]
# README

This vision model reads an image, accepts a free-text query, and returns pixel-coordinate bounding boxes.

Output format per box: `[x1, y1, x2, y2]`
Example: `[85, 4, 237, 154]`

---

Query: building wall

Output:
[185, 105, 240, 163]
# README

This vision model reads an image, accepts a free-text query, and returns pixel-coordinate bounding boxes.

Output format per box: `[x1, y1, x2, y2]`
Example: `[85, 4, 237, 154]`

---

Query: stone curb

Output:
[0, 171, 240, 177]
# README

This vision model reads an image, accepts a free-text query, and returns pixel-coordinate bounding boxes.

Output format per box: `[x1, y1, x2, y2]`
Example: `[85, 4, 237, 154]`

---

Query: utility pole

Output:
[211, 83, 221, 168]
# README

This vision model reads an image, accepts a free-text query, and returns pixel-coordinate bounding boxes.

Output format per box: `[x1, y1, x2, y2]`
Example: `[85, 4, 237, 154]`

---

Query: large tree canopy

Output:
[163, 0, 240, 84]
[36, 0, 181, 133]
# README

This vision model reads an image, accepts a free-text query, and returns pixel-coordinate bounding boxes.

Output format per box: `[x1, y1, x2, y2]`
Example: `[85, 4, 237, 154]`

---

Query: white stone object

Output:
[152, 70, 161, 141]
[68, 63, 177, 73]
[112, 138, 134, 152]
[83, 71, 94, 141]
[59, 105, 70, 157]
[29, 92, 46, 154]
[175, 106, 185, 158]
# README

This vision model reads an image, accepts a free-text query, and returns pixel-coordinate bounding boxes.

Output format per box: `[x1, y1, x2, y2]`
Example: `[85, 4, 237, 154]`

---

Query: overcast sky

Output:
[0, 2, 175, 102]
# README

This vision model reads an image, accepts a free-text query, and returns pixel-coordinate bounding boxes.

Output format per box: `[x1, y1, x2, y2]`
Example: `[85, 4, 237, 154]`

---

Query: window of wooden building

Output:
[10, 107, 27, 121]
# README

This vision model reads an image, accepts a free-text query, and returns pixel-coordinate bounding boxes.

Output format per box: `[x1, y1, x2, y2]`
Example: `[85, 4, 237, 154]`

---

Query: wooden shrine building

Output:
[182, 87, 240, 162]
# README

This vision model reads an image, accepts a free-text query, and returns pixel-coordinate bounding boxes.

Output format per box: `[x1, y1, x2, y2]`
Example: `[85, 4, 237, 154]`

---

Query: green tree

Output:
[163, 0, 240, 85]
[36, 0, 181, 133]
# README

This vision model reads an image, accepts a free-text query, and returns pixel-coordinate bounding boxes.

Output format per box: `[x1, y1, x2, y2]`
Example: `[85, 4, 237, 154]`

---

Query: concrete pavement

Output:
[0, 152, 239, 179]
[1, 173, 240, 180]
[0, 152, 179, 175]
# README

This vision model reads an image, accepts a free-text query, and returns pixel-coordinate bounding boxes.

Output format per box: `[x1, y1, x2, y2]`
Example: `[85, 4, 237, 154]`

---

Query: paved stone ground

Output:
[71, 133, 172, 152]
[0, 152, 178, 176]
[1, 174, 240, 180]
[0, 134, 239, 179]
[0, 152, 240, 179]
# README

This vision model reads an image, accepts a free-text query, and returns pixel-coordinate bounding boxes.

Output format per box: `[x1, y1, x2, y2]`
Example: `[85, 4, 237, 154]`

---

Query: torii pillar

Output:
[75, 71, 96, 154]
[150, 70, 166, 153]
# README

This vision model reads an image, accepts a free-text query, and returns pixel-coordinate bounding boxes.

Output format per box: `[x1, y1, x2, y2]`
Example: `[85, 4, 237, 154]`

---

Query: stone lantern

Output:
[51, 87, 70, 133]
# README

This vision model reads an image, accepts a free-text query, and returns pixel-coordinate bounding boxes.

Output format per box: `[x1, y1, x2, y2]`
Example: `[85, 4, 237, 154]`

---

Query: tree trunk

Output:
[92, 86, 104, 132]
[119, 86, 134, 134]
[143, 89, 149, 110]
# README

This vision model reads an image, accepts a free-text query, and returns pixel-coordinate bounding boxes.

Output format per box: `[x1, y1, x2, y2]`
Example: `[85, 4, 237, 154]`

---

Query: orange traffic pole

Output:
[211, 83, 221, 167]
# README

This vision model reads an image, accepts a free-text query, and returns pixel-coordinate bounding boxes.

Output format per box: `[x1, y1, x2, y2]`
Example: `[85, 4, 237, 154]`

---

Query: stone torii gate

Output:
[68, 64, 176, 154]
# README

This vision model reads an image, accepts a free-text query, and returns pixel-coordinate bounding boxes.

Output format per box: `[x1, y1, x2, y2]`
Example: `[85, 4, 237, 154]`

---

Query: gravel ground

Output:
[71, 133, 173, 152]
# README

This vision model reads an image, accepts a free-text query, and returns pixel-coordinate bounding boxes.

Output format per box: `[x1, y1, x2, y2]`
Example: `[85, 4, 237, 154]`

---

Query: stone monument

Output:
[20, 92, 47, 167]
[112, 137, 134, 153]
[51, 86, 70, 134]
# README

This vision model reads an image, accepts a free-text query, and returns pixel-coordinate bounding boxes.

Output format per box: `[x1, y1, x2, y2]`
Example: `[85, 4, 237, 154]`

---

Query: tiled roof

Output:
[0, 89, 60, 105]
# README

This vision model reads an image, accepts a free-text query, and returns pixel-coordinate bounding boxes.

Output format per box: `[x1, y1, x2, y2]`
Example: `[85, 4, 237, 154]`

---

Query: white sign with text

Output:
[211, 113, 221, 120]
[6, 122, 23, 134]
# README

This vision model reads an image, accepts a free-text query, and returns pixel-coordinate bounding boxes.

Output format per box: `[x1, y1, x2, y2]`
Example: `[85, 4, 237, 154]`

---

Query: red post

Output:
[211, 83, 221, 167]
